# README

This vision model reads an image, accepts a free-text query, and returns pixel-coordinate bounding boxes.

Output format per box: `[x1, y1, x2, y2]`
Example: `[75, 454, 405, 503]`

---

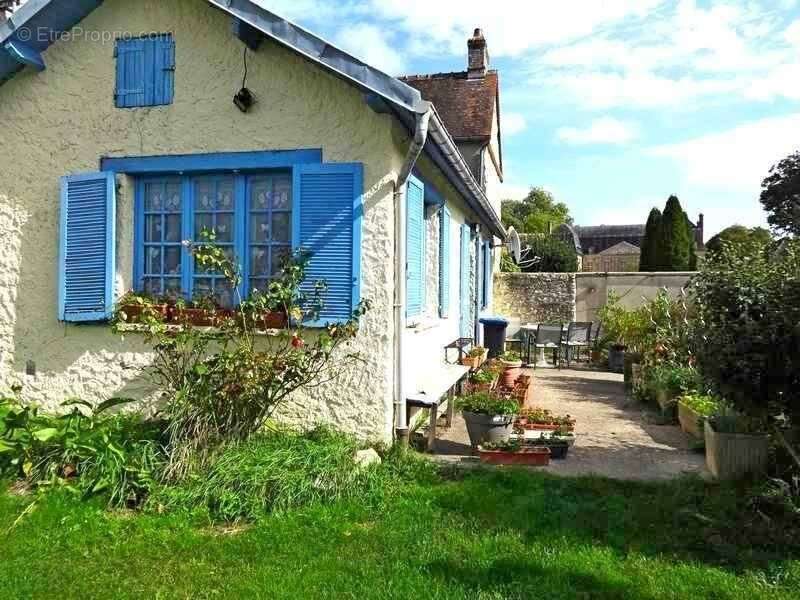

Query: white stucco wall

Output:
[0, 0, 410, 441]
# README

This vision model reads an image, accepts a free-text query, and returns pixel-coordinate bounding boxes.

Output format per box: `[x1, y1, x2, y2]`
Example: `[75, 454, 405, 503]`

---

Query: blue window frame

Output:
[134, 172, 293, 307]
[115, 34, 175, 108]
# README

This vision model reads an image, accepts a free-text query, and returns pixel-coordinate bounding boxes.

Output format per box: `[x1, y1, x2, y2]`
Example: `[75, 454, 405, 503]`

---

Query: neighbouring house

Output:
[581, 242, 641, 273]
[0, 0, 505, 443]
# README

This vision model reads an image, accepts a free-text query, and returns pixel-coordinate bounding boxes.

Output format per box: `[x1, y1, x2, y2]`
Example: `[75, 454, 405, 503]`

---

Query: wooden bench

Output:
[407, 363, 470, 452]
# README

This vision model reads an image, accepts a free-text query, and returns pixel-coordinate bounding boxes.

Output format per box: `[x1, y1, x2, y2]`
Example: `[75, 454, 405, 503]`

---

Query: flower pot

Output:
[623, 353, 642, 392]
[258, 311, 288, 330]
[545, 442, 570, 460]
[171, 307, 214, 326]
[119, 303, 169, 323]
[591, 350, 602, 364]
[478, 446, 550, 466]
[704, 420, 769, 480]
[678, 402, 705, 439]
[460, 350, 487, 370]
[656, 388, 678, 421]
[462, 411, 514, 449]
[501, 361, 523, 388]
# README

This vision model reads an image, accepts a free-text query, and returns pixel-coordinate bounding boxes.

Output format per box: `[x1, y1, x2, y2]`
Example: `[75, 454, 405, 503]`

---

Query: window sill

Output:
[114, 323, 285, 337]
[406, 318, 441, 333]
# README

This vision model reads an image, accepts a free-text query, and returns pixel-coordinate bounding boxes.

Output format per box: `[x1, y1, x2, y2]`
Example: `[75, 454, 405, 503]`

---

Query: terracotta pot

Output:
[478, 447, 550, 466]
[120, 303, 169, 323]
[171, 307, 215, 326]
[257, 311, 288, 330]
[518, 423, 575, 432]
[704, 420, 769, 480]
[501, 361, 523, 388]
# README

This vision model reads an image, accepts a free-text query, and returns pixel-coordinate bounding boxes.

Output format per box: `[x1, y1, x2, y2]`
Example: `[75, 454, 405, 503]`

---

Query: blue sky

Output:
[261, 0, 800, 239]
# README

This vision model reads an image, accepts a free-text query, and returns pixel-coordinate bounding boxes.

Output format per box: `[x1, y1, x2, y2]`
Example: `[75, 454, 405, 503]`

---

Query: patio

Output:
[433, 367, 708, 481]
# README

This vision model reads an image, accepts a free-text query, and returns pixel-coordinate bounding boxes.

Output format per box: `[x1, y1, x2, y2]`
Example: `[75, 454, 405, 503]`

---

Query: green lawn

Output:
[1, 470, 798, 599]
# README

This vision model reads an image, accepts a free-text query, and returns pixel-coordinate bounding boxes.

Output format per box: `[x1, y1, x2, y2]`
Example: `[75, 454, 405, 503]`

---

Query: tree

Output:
[520, 235, 578, 273]
[502, 187, 572, 234]
[706, 225, 772, 255]
[639, 208, 662, 272]
[760, 150, 800, 236]
[658, 196, 693, 271]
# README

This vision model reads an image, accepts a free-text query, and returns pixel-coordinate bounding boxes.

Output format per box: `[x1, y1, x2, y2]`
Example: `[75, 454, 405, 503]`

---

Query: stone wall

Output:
[493, 273, 576, 333]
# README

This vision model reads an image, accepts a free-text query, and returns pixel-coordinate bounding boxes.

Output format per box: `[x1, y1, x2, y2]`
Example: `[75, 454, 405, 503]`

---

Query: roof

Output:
[574, 224, 646, 239]
[0, 0, 505, 239]
[401, 71, 499, 141]
[598, 241, 641, 256]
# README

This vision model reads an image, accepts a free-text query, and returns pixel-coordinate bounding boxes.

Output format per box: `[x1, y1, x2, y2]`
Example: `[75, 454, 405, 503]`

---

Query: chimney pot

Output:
[468, 28, 489, 79]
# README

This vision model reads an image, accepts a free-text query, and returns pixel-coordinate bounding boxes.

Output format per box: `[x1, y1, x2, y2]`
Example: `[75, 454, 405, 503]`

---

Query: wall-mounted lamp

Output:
[234, 46, 255, 113]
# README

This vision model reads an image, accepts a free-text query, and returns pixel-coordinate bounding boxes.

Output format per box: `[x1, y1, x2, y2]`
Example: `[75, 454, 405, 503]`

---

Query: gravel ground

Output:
[434, 367, 708, 481]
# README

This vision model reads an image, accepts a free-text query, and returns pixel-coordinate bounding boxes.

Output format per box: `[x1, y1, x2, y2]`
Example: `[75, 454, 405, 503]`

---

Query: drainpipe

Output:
[393, 103, 432, 444]
[473, 225, 482, 345]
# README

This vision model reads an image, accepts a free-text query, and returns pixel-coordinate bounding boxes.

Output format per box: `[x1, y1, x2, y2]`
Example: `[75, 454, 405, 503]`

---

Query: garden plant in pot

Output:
[499, 351, 523, 388]
[527, 430, 572, 460]
[461, 346, 488, 370]
[478, 438, 550, 466]
[642, 363, 701, 419]
[678, 393, 722, 440]
[458, 392, 519, 450]
[468, 368, 497, 393]
[114, 291, 170, 324]
[705, 414, 770, 480]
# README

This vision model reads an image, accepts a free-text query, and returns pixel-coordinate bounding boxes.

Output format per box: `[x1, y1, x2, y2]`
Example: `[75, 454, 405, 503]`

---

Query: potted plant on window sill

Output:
[478, 439, 550, 466]
[115, 291, 169, 324]
[499, 351, 523, 388]
[461, 346, 488, 370]
[458, 392, 519, 450]
[169, 295, 234, 327]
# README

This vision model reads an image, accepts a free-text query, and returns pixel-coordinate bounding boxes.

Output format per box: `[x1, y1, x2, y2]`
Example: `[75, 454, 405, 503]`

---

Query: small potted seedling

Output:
[468, 368, 497, 393]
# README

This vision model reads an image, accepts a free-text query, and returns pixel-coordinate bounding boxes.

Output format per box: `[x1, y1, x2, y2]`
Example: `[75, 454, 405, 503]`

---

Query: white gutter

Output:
[393, 103, 432, 443]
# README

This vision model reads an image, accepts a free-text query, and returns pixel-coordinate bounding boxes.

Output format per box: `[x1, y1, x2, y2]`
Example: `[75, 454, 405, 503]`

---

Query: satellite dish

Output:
[506, 227, 522, 264]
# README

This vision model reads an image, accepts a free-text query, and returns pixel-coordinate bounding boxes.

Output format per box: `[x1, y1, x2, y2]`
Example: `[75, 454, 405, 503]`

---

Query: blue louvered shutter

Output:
[406, 176, 424, 319]
[293, 163, 363, 326]
[459, 224, 472, 338]
[59, 172, 116, 322]
[115, 35, 174, 108]
[438, 207, 451, 318]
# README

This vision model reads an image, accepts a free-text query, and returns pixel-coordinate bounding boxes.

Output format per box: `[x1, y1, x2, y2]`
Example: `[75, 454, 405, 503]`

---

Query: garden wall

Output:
[494, 272, 694, 332]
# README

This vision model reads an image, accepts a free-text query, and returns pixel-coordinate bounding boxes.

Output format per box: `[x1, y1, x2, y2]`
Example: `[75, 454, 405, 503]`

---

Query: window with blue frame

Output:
[135, 172, 293, 307]
[115, 33, 175, 108]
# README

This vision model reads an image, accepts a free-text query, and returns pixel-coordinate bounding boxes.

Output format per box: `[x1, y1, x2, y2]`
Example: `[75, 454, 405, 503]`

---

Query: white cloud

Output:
[785, 19, 800, 45]
[333, 24, 406, 75]
[556, 118, 638, 145]
[650, 113, 800, 191]
[503, 113, 527, 136]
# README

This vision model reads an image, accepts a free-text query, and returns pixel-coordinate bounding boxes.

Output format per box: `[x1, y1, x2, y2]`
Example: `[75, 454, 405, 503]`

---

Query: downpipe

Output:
[393, 104, 432, 445]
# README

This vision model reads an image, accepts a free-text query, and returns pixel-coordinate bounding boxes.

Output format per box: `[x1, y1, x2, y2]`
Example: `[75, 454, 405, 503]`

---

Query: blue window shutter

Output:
[115, 35, 174, 108]
[459, 224, 472, 338]
[293, 163, 363, 326]
[438, 207, 451, 319]
[59, 172, 116, 322]
[406, 176, 424, 319]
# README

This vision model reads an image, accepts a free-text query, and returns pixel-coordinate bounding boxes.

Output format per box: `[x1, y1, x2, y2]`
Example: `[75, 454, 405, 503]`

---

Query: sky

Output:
[258, 2, 798, 237]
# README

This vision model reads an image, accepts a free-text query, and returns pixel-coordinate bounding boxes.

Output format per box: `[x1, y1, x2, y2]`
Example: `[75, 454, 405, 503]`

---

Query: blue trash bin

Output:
[479, 317, 510, 359]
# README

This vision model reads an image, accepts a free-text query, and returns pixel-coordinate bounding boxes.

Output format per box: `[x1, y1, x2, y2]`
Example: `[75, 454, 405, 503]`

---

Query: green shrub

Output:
[456, 392, 519, 416]
[644, 364, 702, 399]
[0, 397, 164, 507]
[680, 393, 722, 418]
[520, 235, 578, 273]
[148, 428, 434, 521]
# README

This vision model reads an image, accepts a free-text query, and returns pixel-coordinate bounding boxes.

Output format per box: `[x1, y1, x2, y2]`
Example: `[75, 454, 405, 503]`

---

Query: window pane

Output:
[217, 179, 235, 210]
[272, 213, 291, 242]
[251, 247, 269, 276]
[214, 280, 234, 308]
[143, 278, 162, 295]
[194, 213, 213, 239]
[165, 182, 182, 212]
[164, 278, 182, 298]
[145, 183, 164, 211]
[196, 180, 214, 210]
[145, 215, 161, 243]
[164, 214, 182, 243]
[146, 247, 162, 275]
[271, 246, 291, 276]
[250, 278, 269, 294]
[251, 214, 270, 243]
[215, 213, 234, 243]
[193, 278, 213, 298]
[164, 247, 181, 275]
[250, 180, 270, 211]
[272, 175, 292, 210]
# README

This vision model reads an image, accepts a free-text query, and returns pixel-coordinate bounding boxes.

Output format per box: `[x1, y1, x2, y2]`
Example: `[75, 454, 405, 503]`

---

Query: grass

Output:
[1, 468, 799, 599]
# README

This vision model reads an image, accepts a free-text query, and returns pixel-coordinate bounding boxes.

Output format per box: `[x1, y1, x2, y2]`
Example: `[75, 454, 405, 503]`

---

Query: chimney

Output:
[696, 213, 705, 246]
[468, 28, 489, 79]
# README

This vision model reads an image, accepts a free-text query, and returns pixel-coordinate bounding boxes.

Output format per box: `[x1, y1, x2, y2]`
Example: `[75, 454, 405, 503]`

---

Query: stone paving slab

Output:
[433, 367, 708, 481]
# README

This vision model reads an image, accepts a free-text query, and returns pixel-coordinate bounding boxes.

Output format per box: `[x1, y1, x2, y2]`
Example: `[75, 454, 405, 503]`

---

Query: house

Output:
[0, 0, 505, 443]
[581, 241, 641, 273]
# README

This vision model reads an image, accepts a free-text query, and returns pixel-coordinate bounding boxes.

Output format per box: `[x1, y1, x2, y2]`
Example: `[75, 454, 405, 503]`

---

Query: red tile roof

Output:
[400, 70, 499, 142]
